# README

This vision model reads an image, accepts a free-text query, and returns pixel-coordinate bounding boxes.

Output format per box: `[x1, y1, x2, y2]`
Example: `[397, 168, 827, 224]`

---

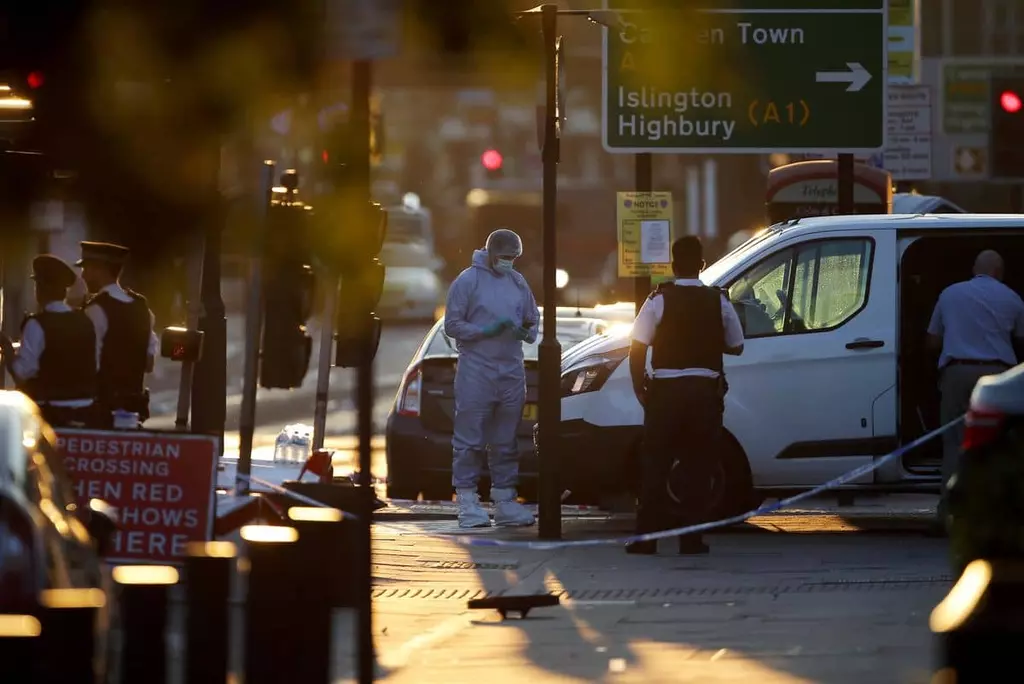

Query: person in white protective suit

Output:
[443, 228, 540, 528]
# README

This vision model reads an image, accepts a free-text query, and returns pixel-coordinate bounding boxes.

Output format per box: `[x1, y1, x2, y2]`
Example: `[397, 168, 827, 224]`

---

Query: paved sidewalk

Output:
[353, 527, 949, 683]
[161, 515, 950, 683]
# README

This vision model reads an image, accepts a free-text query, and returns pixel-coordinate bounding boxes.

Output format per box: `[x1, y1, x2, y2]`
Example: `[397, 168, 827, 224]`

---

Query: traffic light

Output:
[260, 170, 315, 389]
[481, 148, 504, 180]
[990, 77, 1024, 178]
[334, 202, 387, 368]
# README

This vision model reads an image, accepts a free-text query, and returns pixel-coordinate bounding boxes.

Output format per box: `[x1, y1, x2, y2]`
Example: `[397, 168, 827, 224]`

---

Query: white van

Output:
[555, 214, 1024, 515]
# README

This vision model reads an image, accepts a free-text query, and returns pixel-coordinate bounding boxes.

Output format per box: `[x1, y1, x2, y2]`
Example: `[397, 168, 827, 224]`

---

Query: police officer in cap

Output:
[626, 236, 745, 555]
[77, 241, 159, 426]
[0, 255, 98, 426]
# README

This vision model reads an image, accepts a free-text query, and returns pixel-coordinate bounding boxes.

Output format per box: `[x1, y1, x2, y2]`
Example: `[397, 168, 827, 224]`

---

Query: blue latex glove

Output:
[513, 326, 531, 341]
[481, 318, 513, 338]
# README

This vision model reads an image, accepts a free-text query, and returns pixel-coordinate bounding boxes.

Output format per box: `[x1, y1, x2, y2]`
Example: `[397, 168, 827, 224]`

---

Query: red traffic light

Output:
[321, 149, 329, 163]
[481, 149, 503, 171]
[1000, 90, 1022, 114]
[26, 71, 44, 89]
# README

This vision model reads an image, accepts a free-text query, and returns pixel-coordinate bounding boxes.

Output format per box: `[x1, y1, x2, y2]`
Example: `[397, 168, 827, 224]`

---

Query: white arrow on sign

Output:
[815, 62, 872, 92]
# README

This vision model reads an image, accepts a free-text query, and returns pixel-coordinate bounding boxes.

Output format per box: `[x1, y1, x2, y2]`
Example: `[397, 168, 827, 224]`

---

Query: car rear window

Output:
[426, 321, 601, 359]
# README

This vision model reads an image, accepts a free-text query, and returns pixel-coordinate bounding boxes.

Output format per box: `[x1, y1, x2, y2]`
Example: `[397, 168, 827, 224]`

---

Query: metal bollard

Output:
[287, 507, 348, 684]
[184, 541, 237, 684]
[931, 559, 1024, 680]
[289, 505, 356, 608]
[36, 588, 106, 683]
[113, 565, 179, 684]
[0, 614, 41, 682]
[241, 524, 302, 684]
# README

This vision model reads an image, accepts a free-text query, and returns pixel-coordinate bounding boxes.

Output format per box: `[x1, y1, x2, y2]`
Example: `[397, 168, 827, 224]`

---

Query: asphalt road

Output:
[147, 319, 434, 432]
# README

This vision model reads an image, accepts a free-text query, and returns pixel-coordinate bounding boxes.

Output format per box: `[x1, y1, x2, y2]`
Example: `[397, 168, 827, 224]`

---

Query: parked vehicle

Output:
[948, 362, 1024, 571]
[892, 193, 968, 214]
[550, 213, 1024, 516]
[0, 390, 117, 666]
[378, 240, 446, 321]
[385, 313, 618, 501]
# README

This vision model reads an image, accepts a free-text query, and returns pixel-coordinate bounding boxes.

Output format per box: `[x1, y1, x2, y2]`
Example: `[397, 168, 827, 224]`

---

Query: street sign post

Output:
[602, 0, 888, 154]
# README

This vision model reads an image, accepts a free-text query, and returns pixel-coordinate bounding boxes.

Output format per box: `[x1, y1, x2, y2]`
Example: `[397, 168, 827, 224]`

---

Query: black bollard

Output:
[185, 541, 236, 684]
[931, 559, 1024, 679]
[113, 565, 179, 684]
[241, 524, 302, 684]
[0, 614, 41, 683]
[36, 588, 106, 683]
[289, 505, 357, 608]
[287, 507, 350, 684]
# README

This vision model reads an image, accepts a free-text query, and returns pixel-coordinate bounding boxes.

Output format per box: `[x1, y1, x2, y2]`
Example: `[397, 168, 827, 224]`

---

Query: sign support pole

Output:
[837, 153, 855, 215]
[236, 161, 276, 495]
[538, 3, 563, 541]
[175, 229, 206, 429]
[633, 153, 653, 315]
[311, 275, 339, 450]
[350, 58, 378, 684]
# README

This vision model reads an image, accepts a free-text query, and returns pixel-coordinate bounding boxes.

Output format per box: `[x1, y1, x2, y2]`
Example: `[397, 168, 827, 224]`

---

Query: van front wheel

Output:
[665, 435, 756, 524]
[709, 436, 757, 520]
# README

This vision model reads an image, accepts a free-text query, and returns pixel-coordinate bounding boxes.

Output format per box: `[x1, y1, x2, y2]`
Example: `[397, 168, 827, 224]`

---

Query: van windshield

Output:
[700, 227, 784, 286]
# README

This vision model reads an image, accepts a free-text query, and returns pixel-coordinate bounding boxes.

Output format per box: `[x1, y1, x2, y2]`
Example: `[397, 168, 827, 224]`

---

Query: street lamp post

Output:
[517, 4, 625, 540]
[537, 4, 562, 540]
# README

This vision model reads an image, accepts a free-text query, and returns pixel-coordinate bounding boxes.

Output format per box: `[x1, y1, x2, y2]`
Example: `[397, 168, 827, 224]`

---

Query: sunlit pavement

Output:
[151, 319, 944, 681]
[175, 520, 943, 683]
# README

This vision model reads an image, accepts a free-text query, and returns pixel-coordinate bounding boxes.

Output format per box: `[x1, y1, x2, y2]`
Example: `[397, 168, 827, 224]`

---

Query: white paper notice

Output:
[639, 220, 671, 264]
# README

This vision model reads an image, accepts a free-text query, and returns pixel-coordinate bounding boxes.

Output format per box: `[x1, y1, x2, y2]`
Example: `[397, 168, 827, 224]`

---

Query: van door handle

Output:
[846, 339, 885, 350]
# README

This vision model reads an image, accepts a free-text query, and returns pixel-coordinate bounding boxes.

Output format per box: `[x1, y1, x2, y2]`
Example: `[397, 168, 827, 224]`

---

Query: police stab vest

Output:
[21, 309, 98, 402]
[650, 284, 725, 372]
[89, 290, 151, 400]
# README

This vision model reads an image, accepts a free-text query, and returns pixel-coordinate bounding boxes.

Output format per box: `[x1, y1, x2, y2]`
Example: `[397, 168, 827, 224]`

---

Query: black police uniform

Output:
[78, 242, 153, 424]
[16, 255, 98, 426]
[629, 282, 727, 555]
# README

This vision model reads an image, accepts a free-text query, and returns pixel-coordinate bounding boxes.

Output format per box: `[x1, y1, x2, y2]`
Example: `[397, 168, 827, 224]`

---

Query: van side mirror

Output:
[83, 499, 119, 557]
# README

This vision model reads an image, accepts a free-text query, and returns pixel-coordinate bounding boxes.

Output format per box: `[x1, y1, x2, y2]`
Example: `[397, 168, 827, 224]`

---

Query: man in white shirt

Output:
[77, 241, 160, 425]
[0, 255, 98, 426]
[927, 249, 1024, 521]
[626, 236, 745, 556]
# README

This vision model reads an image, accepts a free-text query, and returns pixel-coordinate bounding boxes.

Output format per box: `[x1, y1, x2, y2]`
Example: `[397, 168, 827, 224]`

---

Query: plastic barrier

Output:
[235, 417, 960, 550]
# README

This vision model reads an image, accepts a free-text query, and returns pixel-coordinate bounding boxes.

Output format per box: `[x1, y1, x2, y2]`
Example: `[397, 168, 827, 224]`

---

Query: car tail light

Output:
[0, 505, 40, 614]
[397, 365, 422, 416]
[962, 407, 1006, 451]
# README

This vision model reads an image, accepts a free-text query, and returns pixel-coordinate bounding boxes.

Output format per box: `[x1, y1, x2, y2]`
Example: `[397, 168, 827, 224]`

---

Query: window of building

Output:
[921, 0, 944, 57]
[952, 0, 985, 55]
[987, 0, 1022, 55]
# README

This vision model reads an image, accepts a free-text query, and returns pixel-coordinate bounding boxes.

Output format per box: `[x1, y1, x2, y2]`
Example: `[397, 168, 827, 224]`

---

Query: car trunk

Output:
[417, 356, 541, 437]
[899, 231, 1024, 474]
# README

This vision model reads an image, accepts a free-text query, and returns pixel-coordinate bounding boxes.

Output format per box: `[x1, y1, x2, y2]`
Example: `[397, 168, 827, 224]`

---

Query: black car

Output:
[0, 391, 117, 639]
[948, 363, 1024, 571]
[385, 313, 628, 501]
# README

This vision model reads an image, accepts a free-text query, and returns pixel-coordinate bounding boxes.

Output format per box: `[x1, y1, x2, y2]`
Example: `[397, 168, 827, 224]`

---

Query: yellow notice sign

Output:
[617, 192, 674, 278]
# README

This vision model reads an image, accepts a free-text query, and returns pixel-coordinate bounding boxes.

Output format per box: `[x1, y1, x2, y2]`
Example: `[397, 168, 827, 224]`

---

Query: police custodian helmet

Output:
[75, 241, 130, 267]
[31, 254, 78, 289]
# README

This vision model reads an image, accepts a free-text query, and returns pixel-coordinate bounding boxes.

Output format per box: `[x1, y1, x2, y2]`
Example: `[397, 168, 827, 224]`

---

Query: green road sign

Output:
[602, 0, 888, 154]
[941, 58, 1024, 135]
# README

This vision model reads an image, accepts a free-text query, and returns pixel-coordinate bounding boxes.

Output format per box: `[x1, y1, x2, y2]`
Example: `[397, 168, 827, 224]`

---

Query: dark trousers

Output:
[638, 376, 723, 541]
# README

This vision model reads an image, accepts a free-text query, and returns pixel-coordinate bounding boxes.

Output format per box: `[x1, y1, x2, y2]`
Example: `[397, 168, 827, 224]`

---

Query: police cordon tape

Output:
[232, 416, 962, 550]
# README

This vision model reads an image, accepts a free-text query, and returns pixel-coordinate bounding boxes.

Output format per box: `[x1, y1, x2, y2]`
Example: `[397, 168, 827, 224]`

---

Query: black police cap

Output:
[31, 254, 78, 289]
[75, 241, 130, 267]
